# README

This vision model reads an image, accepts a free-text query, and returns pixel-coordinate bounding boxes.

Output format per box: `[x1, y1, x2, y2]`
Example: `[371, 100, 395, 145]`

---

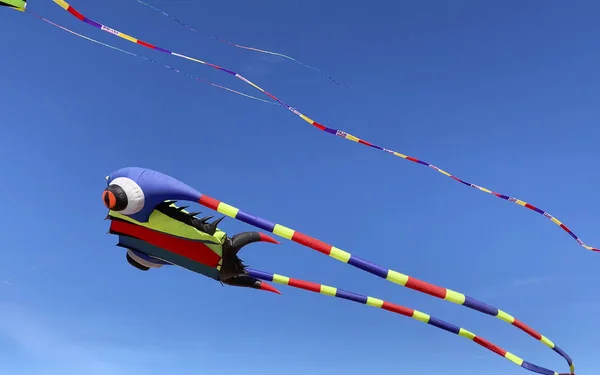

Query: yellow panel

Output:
[329, 247, 351, 263]
[273, 224, 295, 240]
[386, 270, 409, 286]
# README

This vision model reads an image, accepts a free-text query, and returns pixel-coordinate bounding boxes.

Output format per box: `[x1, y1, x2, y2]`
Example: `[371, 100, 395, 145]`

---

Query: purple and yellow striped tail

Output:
[247, 269, 573, 375]
[197, 194, 574, 375]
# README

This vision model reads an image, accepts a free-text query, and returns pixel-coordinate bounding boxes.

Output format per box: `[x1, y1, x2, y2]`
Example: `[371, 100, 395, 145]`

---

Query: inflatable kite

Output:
[0, 0, 25, 10]
[103, 167, 574, 375]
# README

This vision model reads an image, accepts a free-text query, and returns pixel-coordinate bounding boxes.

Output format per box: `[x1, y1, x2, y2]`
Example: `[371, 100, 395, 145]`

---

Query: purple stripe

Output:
[552, 346, 573, 365]
[531, 206, 545, 215]
[246, 269, 274, 282]
[219, 67, 237, 75]
[521, 361, 555, 375]
[335, 289, 368, 304]
[235, 210, 276, 232]
[497, 194, 510, 200]
[324, 127, 337, 135]
[427, 316, 461, 335]
[347, 255, 389, 278]
[372, 145, 384, 150]
[154, 46, 172, 54]
[83, 18, 102, 29]
[416, 160, 429, 166]
[463, 296, 499, 316]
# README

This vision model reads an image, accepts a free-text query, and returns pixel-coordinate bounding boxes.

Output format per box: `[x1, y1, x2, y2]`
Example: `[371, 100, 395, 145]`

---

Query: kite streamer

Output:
[133, 0, 345, 88]
[54, 0, 597, 255]
[195, 191, 574, 375]
[246, 269, 572, 375]
[25, 11, 277, 105]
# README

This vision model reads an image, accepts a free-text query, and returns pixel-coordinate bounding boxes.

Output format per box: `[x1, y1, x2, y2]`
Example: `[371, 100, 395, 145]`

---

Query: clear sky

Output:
[1, 1, 598, 374]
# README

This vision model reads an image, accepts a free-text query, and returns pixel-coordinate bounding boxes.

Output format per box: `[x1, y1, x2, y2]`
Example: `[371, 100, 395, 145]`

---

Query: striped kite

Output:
[103, 167, 575, 375]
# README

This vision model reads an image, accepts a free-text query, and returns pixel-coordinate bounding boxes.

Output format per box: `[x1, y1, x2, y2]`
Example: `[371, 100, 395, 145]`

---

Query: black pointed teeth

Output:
[199, 216, 213, 223]
[176, 205, 189, 211]
[187, 211, 202, 217]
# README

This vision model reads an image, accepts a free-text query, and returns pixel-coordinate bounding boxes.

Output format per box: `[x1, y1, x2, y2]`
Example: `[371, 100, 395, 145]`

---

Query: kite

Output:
[49, 0, 596, 254]
[103, 167, 574, 375]
[133, 0, 344, 88]
[0, 0, 25, 11]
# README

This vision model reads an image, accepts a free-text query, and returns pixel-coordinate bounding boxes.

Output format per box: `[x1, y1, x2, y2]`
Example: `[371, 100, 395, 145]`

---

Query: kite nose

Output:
[102, 185, 128, 211]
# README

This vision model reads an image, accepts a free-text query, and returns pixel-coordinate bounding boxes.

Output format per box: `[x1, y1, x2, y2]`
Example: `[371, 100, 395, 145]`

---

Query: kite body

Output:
[0, 0, 26, 10]
[104, 168, 281, 294]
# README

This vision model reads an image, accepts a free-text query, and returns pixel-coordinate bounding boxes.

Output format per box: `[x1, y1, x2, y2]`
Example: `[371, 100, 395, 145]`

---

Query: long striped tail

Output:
[195, 193, 574, 374]
[247, 268, 572, 375]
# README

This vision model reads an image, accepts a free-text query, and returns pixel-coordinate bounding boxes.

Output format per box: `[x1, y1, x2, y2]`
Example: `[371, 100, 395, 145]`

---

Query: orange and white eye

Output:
[102, 177, 145, 215]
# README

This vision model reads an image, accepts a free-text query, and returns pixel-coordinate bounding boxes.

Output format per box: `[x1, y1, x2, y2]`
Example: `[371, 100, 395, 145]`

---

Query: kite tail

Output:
[191, 193, 574, 374]
[26, 10, 277, 106]
[55, 0, 596, 253]
[246, 268, 572, 375]
[133, 0, 345, 88]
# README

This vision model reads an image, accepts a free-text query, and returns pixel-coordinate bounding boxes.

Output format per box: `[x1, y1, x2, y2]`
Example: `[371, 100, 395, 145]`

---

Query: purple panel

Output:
[463, 296, 499, 316]
[521, 361, 555, 375]
[530, 206, 545, 214]
[335, 289, 368, 304]
[324, 127, 337, 135]
[427, 317, 460, 335]
[497, 194, 510, 200]
[235, 210, 276, 232]
[219, 67, 237, 76]
[154, 46, 172, 54]
[416, 160, 429, 166]
[347, 256, 389, 278]
[372, 145, 384, 150]
[552, 346, 573, 365]
[246, 269, 274, 282]
[83, 18, 102, 29]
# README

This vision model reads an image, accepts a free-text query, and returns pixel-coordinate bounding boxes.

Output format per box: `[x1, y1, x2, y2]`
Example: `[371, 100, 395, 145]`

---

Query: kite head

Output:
[103, 167, 202, 222]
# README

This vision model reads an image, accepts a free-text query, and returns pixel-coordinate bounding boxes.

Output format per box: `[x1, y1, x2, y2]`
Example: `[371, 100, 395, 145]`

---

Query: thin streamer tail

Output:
[54, 0, 595, 253]
[246, 268, 570, 375]
[133, 0, 346, 88]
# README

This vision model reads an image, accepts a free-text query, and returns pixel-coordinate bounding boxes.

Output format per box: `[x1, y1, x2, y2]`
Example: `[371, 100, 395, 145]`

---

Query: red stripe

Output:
[287, 278, 322, 293]
[110, 220, 221, 267]
[358, 139, 372, 146]
[312, 122, 326, 131]
[291, 231, 333, 255]
[406, 156, 419, 162]
[405, 277, 447, 299]
[198, 195, 220, 211]
[137, 40, 156, 49]
[473, 336, 507, 357]
[381, 301, 413, 317]
[67, 6, 85, 20]
[512, 319, 542, 340]
[559, 223, 572, 234]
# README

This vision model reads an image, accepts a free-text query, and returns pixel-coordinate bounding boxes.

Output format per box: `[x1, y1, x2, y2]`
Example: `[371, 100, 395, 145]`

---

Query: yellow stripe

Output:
[216, 202, 239, 218]
[570, 364, 575, 373]
[329, 247, 351, 263]
[393, 152, 407, 158]
[366, 297, 384, 308]
[273, 224, 295, 240]
[504, 352, 524, 366]
[496, 310, 515, 324]
[118, 33, 138, 43]
[346, 134, 360, 142]
[412, 311, 430, 323]
[540, 335, 555, 348]
[437, 169, 452, 177]
[320, 285, 337, 296]
[478, 187, 492, 193]
[444, 289, 466, 305]
[515, 199, 527, 206]
[551, 217, 563, 225]
[458, 328, 476, 340]
[386, 270, 409, 286]
[299, 114, 314, 123]
[272, 274, 290, 285]
[53, 0, 69, 10]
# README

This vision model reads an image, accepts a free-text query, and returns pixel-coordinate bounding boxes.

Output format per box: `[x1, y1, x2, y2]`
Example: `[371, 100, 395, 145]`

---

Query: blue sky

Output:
[1, 0, 599, 374]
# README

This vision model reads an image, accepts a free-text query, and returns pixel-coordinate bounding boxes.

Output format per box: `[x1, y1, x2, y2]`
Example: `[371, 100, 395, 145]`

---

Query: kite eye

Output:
[102, 177, 145, 215]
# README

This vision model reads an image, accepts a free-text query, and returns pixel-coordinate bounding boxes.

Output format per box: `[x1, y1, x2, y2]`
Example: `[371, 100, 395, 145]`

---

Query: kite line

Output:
[54, 0, 597, 255]
[133, 0, 345, 88]
[25, 10, 277, 105]
[247, 269, 572, 375]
